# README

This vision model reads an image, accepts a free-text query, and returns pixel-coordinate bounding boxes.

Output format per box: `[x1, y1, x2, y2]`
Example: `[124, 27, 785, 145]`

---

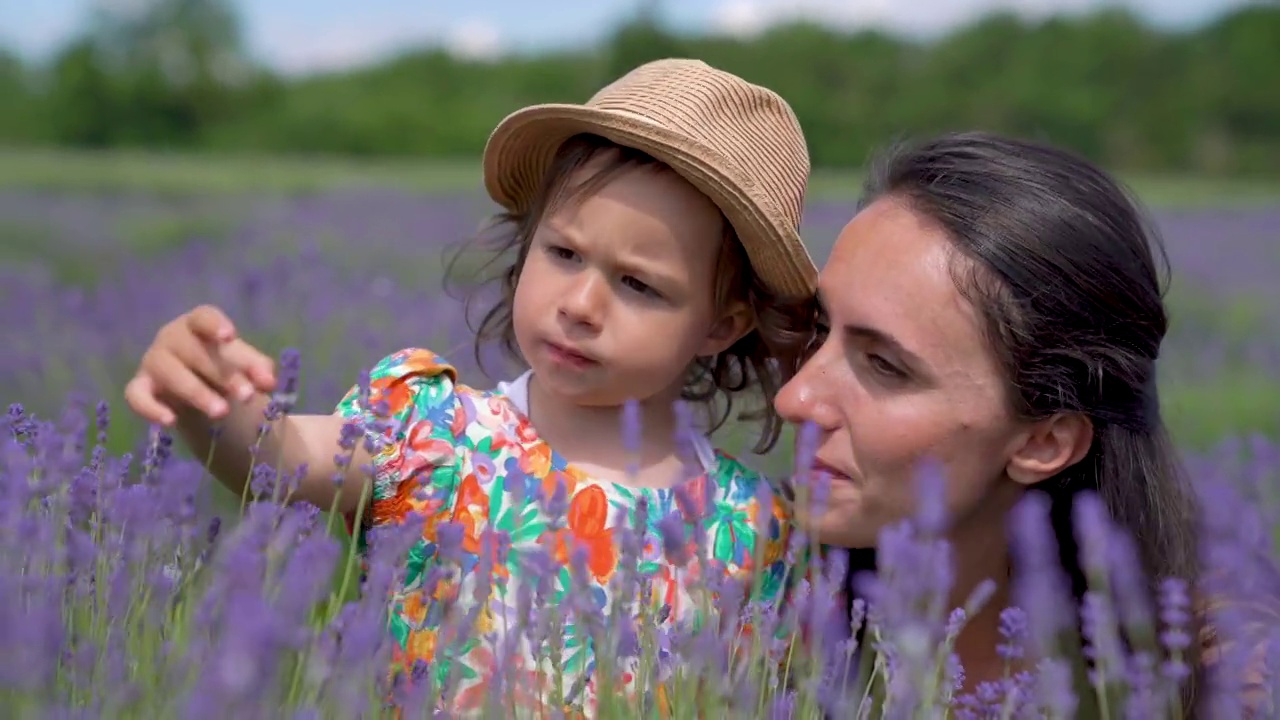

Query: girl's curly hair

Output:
[444, 133, 820, 454]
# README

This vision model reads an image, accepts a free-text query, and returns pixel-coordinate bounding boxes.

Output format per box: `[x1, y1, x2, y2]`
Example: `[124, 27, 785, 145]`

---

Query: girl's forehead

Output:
[548, 171, 724, 240]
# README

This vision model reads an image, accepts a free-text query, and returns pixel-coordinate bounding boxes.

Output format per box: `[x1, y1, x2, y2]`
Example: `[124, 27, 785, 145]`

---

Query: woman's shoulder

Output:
[1196, 586, 1280, 716]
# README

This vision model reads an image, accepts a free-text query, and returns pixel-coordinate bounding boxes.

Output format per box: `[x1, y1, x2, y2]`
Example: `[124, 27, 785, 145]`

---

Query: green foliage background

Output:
[2, 2, 1280, 176]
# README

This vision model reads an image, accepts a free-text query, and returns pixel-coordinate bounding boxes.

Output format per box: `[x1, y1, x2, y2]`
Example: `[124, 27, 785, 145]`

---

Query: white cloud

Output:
[253, 12, 441, 76]
[444, 19, 504, 61]
[249, 14, 504, 75]
[714, 1, 771, 38]
[265, 35, 396, 75]
[710, 0, 1250, 38]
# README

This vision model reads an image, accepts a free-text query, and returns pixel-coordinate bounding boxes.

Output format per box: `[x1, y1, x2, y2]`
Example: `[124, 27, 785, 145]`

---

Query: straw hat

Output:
[482, 58, 818, 299]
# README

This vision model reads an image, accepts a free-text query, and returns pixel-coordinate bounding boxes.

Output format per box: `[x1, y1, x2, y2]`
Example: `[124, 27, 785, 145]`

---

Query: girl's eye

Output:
[622, 276, 659, 297]
[547, 245, 577, 261]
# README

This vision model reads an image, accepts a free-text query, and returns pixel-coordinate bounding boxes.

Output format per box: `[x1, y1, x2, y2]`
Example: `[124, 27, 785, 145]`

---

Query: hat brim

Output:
[482, 103, 817, 300]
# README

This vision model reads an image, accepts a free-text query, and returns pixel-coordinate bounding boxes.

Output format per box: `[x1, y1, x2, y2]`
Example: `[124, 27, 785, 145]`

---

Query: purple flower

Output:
[656, 511, 689, 567]
[769, 690, 796, 719]
[621, 397, 641, 455]
[1124, 651, 1159, 719]
[5, 190, 1280, 717]
[1158, 577, 1192, 682]
[911, 456, 949, 536]
[543, 475, 569, 525]
[436, 520, 464, 563]
[997, 606, 1028, 662]
[272, 348, 301, 411]
[248, 462, 279, 498]
[671, 399, 700, 480]
[1009, 492, 1077, 655]
[93, 399, 110, 444]
[1107, 530, 1154, 637]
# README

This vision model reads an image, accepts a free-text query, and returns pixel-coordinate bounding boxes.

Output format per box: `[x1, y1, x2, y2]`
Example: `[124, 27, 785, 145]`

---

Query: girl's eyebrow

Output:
[539, 223, 576, 244]
[543, 223, 686, 287]
[615, 255, 683, 289]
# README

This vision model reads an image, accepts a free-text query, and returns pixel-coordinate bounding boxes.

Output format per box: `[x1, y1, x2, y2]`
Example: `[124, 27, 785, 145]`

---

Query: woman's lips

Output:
[781, 459, 857, 505]
[810, 459, 854, 483]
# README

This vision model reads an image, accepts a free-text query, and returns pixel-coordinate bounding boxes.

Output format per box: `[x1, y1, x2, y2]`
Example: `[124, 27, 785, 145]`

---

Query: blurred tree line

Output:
[1, 0, 1278, 175]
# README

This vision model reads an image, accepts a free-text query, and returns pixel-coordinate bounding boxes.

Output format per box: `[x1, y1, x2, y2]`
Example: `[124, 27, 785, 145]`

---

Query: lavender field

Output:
[3, 182, 1278, 465]
[2, 169, 1279, 717]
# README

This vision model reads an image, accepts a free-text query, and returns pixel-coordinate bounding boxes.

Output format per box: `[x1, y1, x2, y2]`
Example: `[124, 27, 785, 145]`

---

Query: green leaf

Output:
[490, 478, 505, 519]
[511, 518, 546, 543]
[390, 617, 410, 647]
[495, 506, 516, 533]
[713, 522, 734, 564]
[402, 543, 426, 581]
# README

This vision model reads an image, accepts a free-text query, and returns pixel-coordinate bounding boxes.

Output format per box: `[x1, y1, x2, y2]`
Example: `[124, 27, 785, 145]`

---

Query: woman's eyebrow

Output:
[843, 324, 927, 369]
[818, 285, 925, 366]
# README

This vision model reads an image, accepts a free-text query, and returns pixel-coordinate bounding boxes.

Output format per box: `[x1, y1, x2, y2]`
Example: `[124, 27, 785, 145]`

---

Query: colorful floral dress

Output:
[334, 348, 794, 717]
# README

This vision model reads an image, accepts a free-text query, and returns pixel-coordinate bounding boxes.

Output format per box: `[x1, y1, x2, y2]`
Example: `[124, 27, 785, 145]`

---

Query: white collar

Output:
[495, 370, 719, 476]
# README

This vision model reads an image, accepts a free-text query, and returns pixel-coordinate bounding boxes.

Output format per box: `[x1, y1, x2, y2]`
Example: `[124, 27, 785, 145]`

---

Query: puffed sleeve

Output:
[334, 347, 462, 533]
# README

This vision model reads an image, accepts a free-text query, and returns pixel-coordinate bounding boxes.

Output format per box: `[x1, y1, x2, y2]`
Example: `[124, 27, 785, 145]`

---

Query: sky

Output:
[0, 0, 1259, 75]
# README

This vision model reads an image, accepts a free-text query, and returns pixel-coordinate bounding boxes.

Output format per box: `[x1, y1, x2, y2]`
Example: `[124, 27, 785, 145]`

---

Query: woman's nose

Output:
[775, 356, 841, 431]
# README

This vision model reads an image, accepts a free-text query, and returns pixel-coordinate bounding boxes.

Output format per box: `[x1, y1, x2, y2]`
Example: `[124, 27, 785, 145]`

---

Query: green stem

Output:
[239, 419, 273, 516]
[329, 475, 372, 620]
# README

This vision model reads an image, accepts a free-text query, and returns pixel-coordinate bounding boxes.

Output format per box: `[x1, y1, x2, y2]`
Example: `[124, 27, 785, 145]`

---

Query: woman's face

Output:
[776, 197, 1053, 548]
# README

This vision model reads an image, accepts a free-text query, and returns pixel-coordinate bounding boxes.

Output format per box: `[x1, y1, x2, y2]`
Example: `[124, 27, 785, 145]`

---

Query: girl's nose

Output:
[559, 273, 606, 329]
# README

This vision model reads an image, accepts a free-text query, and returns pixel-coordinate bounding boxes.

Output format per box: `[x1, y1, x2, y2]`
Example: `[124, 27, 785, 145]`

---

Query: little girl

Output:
[125, 58, 820, 715]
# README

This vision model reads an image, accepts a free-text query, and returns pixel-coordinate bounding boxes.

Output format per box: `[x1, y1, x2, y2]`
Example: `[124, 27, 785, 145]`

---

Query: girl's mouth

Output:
[545, 341, 598, 369]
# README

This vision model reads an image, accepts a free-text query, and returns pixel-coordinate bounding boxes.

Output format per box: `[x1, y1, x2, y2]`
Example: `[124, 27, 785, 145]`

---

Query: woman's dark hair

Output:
[842, 131, 1204, 710]
[444, 133, 820, 453]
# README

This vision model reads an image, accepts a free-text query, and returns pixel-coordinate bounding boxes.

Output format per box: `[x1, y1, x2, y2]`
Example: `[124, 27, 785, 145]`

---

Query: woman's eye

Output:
[867, 353, 906, 379]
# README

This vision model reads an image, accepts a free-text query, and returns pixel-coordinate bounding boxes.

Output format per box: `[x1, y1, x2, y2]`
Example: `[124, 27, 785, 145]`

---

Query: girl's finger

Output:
[219, 369, 258, 404]
[220, 339, 277, 393]
[124, 373, 176, 426]
[187, 305, 237, 344]
[168, 333, 238, 398]
[149, 350, 229, 419]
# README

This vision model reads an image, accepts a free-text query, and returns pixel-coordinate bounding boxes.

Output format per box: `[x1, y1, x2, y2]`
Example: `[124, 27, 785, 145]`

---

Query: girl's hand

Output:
[125, 304, 278, 427]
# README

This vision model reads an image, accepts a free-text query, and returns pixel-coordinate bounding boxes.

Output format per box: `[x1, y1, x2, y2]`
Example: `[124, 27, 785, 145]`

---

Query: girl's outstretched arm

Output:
[172, 399, 373, 514]
[126, 303, 373, 514]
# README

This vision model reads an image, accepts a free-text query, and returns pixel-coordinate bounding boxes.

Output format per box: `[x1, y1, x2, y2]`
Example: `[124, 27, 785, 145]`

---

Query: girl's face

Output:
[512, 161, 750, 409]
[775, 197, 1089, 548]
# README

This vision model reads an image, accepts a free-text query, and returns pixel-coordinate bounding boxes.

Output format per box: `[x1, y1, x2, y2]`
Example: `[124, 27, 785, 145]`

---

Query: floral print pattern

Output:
[335, 348, 793, 715]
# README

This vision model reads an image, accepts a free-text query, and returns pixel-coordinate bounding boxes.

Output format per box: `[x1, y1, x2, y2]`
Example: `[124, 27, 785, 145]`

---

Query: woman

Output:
[775, 131, 1269, 716]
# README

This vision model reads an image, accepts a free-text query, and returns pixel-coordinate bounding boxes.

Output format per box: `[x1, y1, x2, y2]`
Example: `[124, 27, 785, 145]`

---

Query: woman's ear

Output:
[1006, 412, 1094, 485]
[698, 302, 754, 357]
